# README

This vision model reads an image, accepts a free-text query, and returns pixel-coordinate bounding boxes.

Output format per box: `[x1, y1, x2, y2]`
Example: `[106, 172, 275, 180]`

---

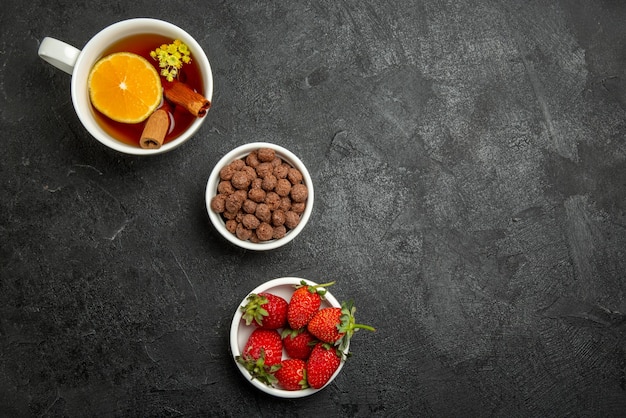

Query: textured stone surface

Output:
[2, 0, 626, 416]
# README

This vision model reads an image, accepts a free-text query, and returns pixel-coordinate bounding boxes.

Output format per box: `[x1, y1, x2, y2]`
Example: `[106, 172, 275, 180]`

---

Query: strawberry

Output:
[306, 343, 342, 389]
[281, 328, 316, 360]
[236, 328, 283, 386]
[307, 300, 375, 352]
[275, 358, 308, 391]
[287, 280, 335, 329]
[240, 328, 283, 366]
[241, 292, 288, 329]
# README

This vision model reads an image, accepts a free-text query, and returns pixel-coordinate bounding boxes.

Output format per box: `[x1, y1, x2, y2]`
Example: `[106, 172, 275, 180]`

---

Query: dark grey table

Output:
[2, 0, 625, 416]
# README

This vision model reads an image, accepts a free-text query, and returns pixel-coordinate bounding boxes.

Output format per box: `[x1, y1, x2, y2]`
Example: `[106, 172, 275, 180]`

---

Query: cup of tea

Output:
[38, 18, 213, 155]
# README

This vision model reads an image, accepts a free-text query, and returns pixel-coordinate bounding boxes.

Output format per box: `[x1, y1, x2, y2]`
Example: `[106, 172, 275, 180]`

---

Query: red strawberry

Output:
[306, 343, 342, 389]
[240, 328, 283, 366]
[307, 300, 375, 352]
[241, 292, 288, 329]
[287, 280, 335, 329]
[275, 358, 308, 391]
[281, 328, 316, 360]
[236, 328, 283, 385]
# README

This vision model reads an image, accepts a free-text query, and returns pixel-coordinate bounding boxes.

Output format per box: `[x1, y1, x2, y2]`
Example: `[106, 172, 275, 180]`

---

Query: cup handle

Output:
[38, 37, 81, 75]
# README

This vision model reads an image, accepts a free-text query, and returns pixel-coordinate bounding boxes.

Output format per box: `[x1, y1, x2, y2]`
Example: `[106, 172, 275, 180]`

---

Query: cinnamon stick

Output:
[140, 108, 170, 149]
[163, 80, 211, 117]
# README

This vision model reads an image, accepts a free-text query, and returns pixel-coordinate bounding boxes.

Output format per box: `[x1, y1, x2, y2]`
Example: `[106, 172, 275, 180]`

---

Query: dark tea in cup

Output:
[90, 33, 206, 148]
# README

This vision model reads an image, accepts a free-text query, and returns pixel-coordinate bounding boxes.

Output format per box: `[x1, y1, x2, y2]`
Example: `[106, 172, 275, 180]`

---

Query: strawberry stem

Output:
[336, 300, 375, 352]
[296, 279, 336, 297]
[240, 293, 269, 326]
[236, 349, 280, 386]
[353, 323, 376, 332]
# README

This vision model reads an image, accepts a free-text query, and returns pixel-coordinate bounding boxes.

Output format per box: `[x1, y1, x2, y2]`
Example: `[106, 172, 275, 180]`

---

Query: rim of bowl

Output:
[230, 277, 347, 398]
[205, 142, 314, 250]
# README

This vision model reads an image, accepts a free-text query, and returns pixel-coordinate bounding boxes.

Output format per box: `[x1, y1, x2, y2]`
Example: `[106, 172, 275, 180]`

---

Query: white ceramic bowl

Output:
[206, 142, 314, 250]
[230, 277, 347, 398]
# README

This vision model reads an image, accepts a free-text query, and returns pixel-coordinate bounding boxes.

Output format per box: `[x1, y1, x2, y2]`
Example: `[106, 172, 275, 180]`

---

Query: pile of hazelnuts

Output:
[210, 147, 309, 242]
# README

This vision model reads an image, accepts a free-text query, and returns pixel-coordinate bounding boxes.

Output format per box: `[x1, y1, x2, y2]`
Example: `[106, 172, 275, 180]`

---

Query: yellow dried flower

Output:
[150, 39, 193, 82]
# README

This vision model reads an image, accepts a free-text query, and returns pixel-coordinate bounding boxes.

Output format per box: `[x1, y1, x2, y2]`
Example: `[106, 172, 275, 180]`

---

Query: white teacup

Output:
[38, 18, 213, 155]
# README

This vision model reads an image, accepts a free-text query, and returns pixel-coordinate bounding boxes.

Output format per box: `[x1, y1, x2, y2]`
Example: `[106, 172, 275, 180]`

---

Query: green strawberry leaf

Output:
[241, 293, 269, 326]
[335, 300, 376, 353]
[236, 348, 280, 386]
[295, 279, 335, 298]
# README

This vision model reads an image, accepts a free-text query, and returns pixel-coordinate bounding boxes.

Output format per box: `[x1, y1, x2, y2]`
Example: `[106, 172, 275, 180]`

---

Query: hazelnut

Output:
[234, 189, 248, 201]
[255, 203, 272, 223]
[250, 178, 263, 189]
[287, 168, 303, 185]
[242, 199, 257, 214]
[230, 159, 245, 171]
[248, 188, 266, 203]
[236, 223, 253, 240]
[278, 196, 292, 212]
[218, 180, 235, 195]
[256, 162, 274, 178]
[231, 171, 251, 190]
[272, 210, 286, 227]
[272, 225, 287, 239]
[284, 211, 300, 229]
[261, 174, 278, 191]
[249, 231, 260, 243]
[225, 219, 238, 233]
[210, 194, 226, 213]
[290, 183, 308, 203]
[245, 151, 260, 168]
[265, 191, 281, 211]
[275, 178, 292, 197]
[291, 201, 306, 214]
[219, 165, 236, 181]
[271, 157, 282, 167]
[257, 148, 276, 162]
[242, 213, 260, 230]
[225, 192, 245, 213]
[273, 163, 289, 179]
[241, 165, 257, 182]
[256, 222, 274, 241]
